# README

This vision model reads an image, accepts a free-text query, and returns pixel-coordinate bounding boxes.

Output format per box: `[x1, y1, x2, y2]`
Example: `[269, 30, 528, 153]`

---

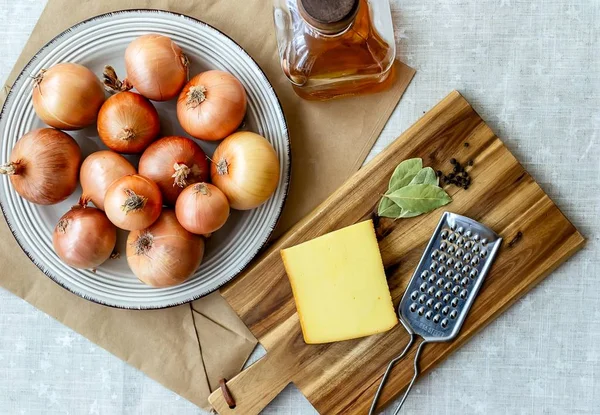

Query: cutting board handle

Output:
[208, 345, 294, 415]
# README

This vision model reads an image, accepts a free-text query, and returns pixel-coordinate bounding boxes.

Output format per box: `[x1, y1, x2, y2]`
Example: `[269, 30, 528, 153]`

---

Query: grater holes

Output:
[443, 294, 452, 303]
[451, 297, 459, 307]
[473, 234, 480, 241]
[465, 230, 472, 238]
[450, 223, 457, 231]
[437, 266, 447, 275]
[463, 253, 472, 262]
[452, 286, 460, 295]
[420, 282, 428, 292]
[441, 318, 449, 328]
[439, 253, 448, 262]
[431, 250, 439, 260]
[429, 262, 438, 272]
[444, 282, 453, 291]
[445, 270, 454, 279]
[433, 314, 441, 324]
[425, 311, 433, 320]
[441, 230, 449, 239]
[470, 256, 480, 266]
[452, 274, 461, 283]
[410, 303, 417, 312]
[439, 241, 448, 251]
[442, 306, 450, 316]
[450, 310, 458, 319]
[447, 246, 455, 255]
[455, 248, 465, 258]
[446, 257, 455, 267]
[426, 299, 434, 308]
[418, 294, 427, 304]
[454, 261, 464, 271]
[456, 226, 464, 235]
[421, 270, 429, 280]
[448, 233, 457, 243]
[411, 291, 419, 300]
[437, 278, 445, 287]
[418, 307, 425, 316]
[462, 265, 472, 275]
[428, 275, 436, 284]
[464, 240, 474, 250]
[427, 286, 436, 296]
[469, 269, 479, 279]
[460, 289, 468, 299]
[480, 249, 488, 258]
[435, 290, 444, 299]
[472, 244, 480, 254]
[456, 236, 465, 246]
[481, 238, 488, 246]
[434, 302, 443, 312]
[461, 277, 470, 287]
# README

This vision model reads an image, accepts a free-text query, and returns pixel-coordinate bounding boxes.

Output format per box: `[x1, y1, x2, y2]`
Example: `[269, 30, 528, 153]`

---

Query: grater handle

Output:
[369, 320, 415, 415]
[391, 338, 427, 415]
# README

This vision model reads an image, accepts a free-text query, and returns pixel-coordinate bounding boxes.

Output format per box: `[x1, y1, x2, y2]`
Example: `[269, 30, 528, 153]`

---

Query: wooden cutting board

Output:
[208, 91, 584, 414]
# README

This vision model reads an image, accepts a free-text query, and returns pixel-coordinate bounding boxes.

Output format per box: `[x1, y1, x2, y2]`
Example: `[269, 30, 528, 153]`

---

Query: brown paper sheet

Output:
[0, 0, 415, 409]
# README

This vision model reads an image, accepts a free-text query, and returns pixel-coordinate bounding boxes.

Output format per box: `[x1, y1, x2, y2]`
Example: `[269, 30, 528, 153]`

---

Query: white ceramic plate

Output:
[0, 10, 290, 309]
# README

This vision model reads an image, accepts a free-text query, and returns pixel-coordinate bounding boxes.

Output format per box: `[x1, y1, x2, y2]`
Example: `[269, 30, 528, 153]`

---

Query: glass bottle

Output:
[273, 0, 396, 100]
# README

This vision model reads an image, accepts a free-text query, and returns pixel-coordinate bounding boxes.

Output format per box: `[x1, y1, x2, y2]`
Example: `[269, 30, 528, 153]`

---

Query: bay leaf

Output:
[378, 158, 423, 216]
[384, 184, 452, 215]
[378, 202, 403, 218]
[408, 167, 438, 186]
[388, 158, 423, 190]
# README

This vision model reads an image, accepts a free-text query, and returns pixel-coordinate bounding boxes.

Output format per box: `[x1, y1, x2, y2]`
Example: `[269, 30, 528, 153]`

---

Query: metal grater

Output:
[369, 212, 502, 415]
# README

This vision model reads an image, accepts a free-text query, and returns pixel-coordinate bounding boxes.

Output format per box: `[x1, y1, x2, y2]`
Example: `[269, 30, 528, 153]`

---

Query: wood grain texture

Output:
[208, 91, 585, 415]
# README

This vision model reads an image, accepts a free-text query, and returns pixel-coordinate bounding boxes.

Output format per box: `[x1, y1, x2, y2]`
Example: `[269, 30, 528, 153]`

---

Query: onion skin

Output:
[138, 136, 209, 206]
[125, 34, 188, 101]
[175, 183, 230, 235]
[32, 63, 105, 130]
[104, 174, 163, 231]
[176, 70, 247, 140]
[53, 204, 117, 269]
[127, 210, 205, 287]
[210, 132, 280, 210]
[80, 151, 136, 210]
[0, 128, 81, 205]
[97, 91, 160, 153]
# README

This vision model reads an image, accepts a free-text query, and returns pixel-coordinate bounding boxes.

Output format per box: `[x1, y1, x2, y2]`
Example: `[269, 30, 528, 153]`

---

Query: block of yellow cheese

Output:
[281, 220, 398, 344]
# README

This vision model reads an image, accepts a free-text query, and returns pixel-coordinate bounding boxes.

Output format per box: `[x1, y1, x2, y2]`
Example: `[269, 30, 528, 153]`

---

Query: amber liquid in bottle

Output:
[286, 0, 395, 100]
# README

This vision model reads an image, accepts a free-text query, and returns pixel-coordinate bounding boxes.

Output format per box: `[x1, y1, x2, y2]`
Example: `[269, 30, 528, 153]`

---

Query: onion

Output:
[138, 136, 209, 206]
[0, 128, 81, 205]
[210, 132, 280, 210]
[53, 201, 117, 269]
[104, 174, 162, 230]
[32, 63, 105, 130]
[176, 70, 247, 140]
[97, 91, 160, 154]
[80, 151, 136, 210]
[127, 210, 205, 287]
[103, 35, 188, 101]
[175, 183, 230, 235]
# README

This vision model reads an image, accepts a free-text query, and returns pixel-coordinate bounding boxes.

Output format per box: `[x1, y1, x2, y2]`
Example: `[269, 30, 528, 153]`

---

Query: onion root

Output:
[216, 158, 229, 175]
[0, 162, 18, 175]
[117, 127, 136, 141]
[134, 232, 154, 256]
[103, 65, 133, 94]
[172, 163, 191, 188]
[186, 85, 207, 108]
[121, 189, 148, 213]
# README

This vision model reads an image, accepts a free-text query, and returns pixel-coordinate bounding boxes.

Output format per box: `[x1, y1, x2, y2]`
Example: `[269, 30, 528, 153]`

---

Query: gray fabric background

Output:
[1, 0, 598, 414]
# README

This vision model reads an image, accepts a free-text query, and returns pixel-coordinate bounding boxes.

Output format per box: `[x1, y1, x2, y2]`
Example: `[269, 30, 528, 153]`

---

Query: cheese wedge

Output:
[281, 220, 398, 344]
